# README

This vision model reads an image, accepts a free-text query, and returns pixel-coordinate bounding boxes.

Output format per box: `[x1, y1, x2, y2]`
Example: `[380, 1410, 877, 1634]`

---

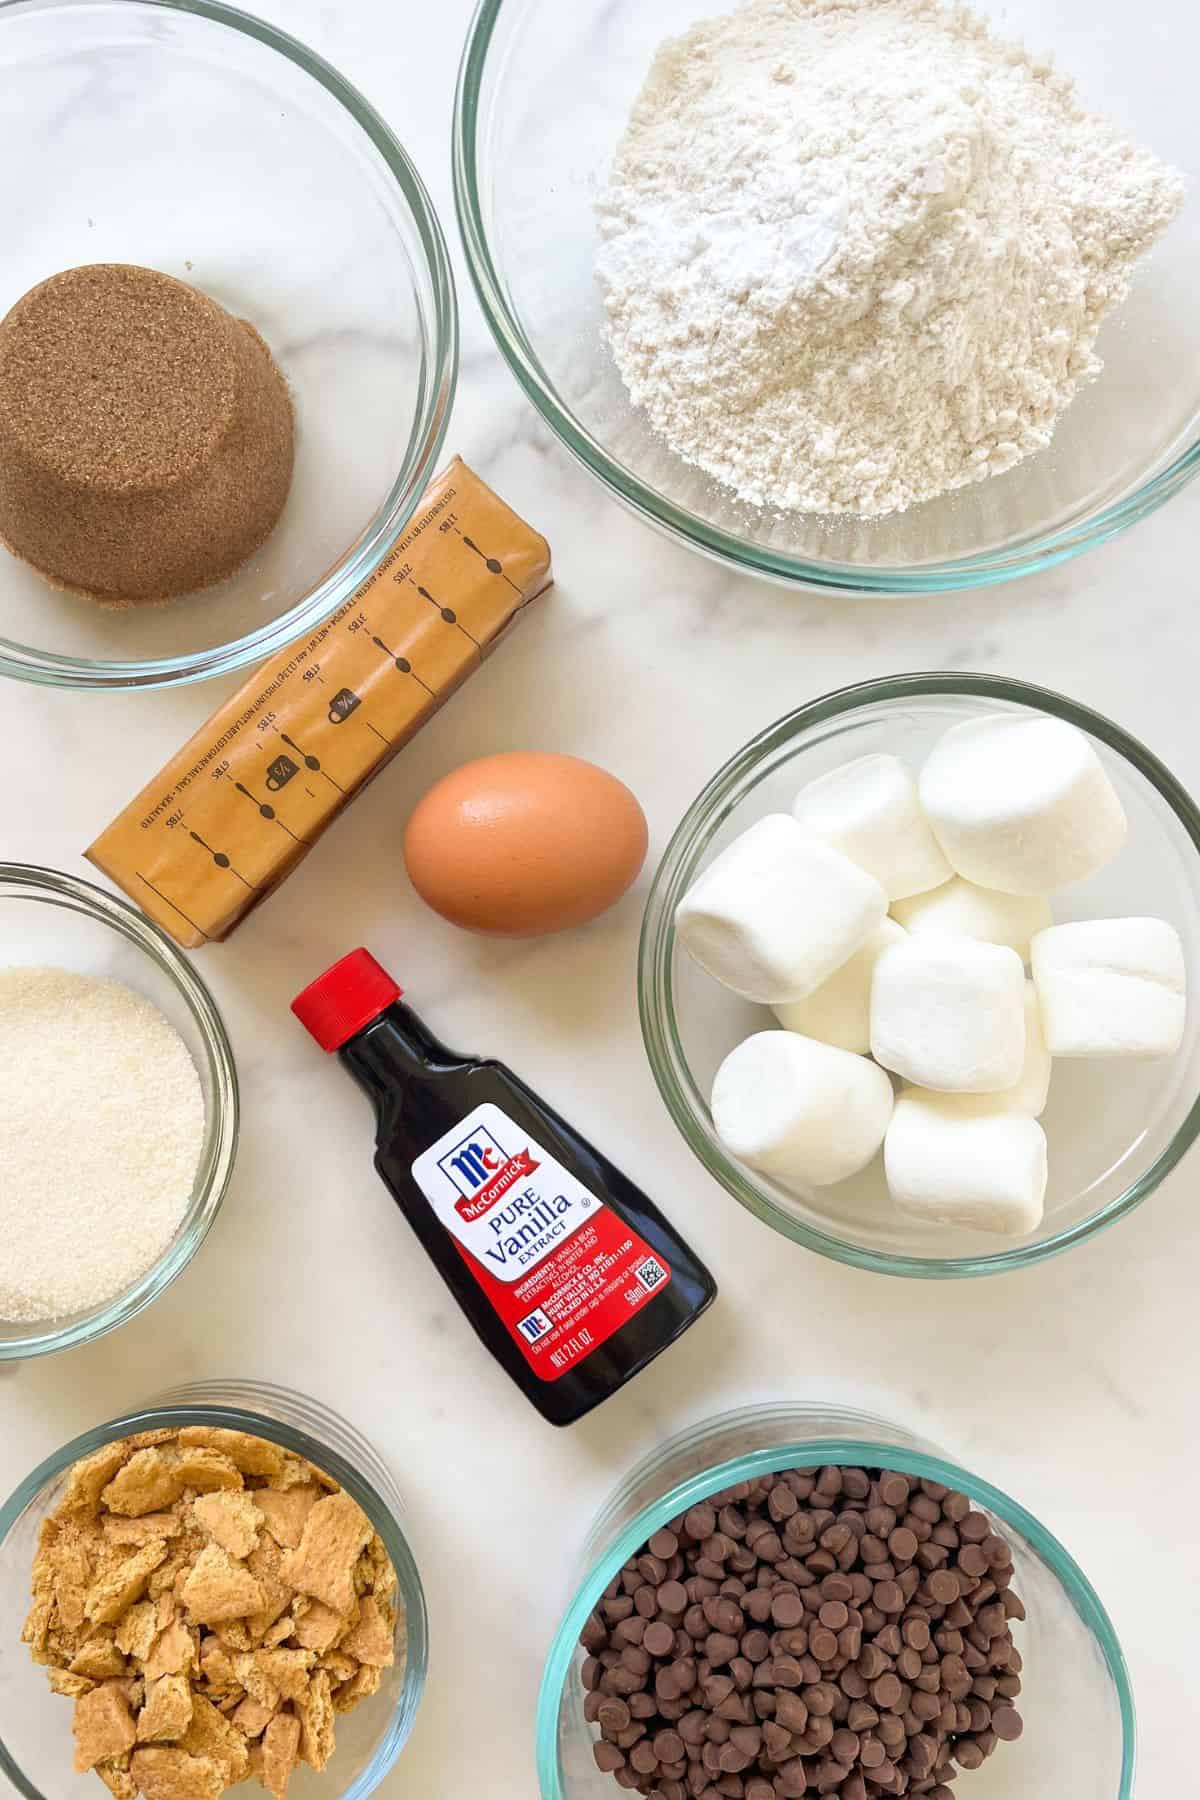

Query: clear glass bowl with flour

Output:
[456, 0, 1199, 591]
[0, 866, 238, 1358]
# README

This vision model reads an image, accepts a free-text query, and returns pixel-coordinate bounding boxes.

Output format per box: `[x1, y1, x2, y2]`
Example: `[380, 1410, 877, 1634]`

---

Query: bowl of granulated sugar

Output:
[0, 864, 238, 1359]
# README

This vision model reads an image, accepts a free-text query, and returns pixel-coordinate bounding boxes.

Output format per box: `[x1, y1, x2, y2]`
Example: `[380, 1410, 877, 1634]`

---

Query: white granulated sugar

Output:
[0, 967, 205, 1322]
[597, 0, 1184, 517]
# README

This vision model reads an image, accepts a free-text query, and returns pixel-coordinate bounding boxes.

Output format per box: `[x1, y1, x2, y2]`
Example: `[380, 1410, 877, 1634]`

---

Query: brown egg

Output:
[403, 751, 649, 937]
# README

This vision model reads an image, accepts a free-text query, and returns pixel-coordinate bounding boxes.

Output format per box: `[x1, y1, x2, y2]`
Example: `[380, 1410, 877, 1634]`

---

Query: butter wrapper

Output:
[87, 459, 552, 946]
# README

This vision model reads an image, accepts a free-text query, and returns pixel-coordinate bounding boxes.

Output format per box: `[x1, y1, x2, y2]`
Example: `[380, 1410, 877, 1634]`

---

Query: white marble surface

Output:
[3, 1, 1200, 1794]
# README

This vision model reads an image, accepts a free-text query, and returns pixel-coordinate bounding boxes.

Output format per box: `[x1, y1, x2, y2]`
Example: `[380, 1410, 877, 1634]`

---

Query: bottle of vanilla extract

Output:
[292, 950, 717, 1426]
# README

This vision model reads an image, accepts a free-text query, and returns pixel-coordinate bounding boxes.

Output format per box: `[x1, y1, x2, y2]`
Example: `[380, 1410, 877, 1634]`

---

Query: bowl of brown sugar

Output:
[0, 0, 457, 690]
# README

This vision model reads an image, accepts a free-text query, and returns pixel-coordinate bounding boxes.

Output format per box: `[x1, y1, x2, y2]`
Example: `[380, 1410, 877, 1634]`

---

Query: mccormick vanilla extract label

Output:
[412, 1102, 672, 1381]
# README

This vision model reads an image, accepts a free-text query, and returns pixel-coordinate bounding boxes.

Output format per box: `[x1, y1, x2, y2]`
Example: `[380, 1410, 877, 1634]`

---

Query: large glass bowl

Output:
[0, 863, 238, 1356]
[455, 0, 1197, 593]
[639, 674, 1200, 1277]
[0, 0, 457, 688]
[538, 1404, 1134, 1798]
[0, 1382, 428, 1798]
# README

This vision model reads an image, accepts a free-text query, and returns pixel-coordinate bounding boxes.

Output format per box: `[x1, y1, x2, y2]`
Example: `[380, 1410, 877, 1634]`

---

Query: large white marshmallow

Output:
[773, 919, 907, 1054]
[791, 754, 951, 902]
[711, 1030, 894, 1189]
[675, 813, 887, 1004]
[918, 714, 1127, 895]
[891, 878, 1051, 962]
[870, 937, 1026, 1092]
[1031, 917, 1187, 1058]
[884, 1091, 1048, 1237]
[904, 985, 1050, 1119]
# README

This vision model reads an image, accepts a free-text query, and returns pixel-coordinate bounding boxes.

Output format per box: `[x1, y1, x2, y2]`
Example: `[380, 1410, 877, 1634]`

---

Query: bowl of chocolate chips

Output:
[537, 1405, 1133, 1800]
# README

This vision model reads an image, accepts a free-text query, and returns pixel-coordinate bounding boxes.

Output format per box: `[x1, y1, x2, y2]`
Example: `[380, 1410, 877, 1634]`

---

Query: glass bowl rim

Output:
[535, 1401, 1135, 1799]
[0, 861, 239, 1357]
[452, 0, 1200, 595]
[0, 0, 458, 690]
[638, 671, 1200, 1278]
[0, 1390, 428, 1800]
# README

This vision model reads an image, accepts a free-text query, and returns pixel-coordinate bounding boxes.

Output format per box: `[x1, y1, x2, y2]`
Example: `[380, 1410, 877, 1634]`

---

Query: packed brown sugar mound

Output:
[0, 264, 294, 606]
[22, 1427, 401, 1800]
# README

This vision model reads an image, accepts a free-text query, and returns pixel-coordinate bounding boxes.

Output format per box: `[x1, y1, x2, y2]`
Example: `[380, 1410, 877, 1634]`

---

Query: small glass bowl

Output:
[455, 0, 1198, 593]
[0, 0, 457, 688]
[0, 1381, 428, 1798]
[537, 1403, 1134, 1799]
[0, 863, 238, 1357]
[639, 674, 1200, 1277]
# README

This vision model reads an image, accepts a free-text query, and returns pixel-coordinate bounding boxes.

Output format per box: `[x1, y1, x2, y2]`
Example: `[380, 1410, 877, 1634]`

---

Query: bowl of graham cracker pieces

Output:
[0, 1384, 428, 1800]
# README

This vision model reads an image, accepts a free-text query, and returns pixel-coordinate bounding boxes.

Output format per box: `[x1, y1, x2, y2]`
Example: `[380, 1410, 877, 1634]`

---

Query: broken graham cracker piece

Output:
[289, 1598, 344, 1656]
[86, 1541, 169, 1627]
[101, 1450, 188, 1519]
[331, 1661, 384, 1714]
[181, 1546, 266, 1626]
[73, 1680, 137, 1772]
[197, 1636, 240, 1697]
[138, 1673, 194, 1742]
[178, 1693, 250, 1785]
[279, 1492, 372, 1616]
[192, 1492, 261, 1561]
[130, 1748, 225, 1800]
[339, 1594, 395, 1668]
[293, 1667, 336, 1772]
[252, 1485, 321, 1552]
[106, 1512, 185, 1547]
[87, 457, 552, 949]
[70, 1632, 127, 1682]
[115, 1602, 157, 1663]
[50, 1667, 97, 1699]
[230, 1696, 274, 1740]
[318, 1649, 356, 1685]
[260, 1712, 301, 1800]
[62, 1445, 132, 1522]
[95, 1756, 138, 1800]
[176, 1430, 284, 1480]
[145, 1620, 197, 1682]
[175, 1450, 245, 1496]
[244, 1538, 292, 1643]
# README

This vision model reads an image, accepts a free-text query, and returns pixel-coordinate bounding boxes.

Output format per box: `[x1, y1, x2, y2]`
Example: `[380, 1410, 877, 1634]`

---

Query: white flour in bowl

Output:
[596, 0, 1184, 517]
[0, 967, 205, 1322]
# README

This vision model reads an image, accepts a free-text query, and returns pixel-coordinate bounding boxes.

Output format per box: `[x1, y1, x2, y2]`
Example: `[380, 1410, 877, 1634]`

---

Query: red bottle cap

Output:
[291, 949, 403, 1053]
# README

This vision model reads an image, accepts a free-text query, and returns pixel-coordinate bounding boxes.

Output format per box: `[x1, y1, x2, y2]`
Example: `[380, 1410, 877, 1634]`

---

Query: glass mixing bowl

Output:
[538, 1403, 1134, 1799]
[0, 1381, 428, 1798]
[0, 863, 238, 1357]
[639, 674, 1200, 1277]
[0, 0, 457, 688]
[455, 0, 1198, 593]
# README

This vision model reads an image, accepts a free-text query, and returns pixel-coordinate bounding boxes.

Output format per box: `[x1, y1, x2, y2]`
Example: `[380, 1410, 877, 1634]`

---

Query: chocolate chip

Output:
[771, 1590, 806, 1629]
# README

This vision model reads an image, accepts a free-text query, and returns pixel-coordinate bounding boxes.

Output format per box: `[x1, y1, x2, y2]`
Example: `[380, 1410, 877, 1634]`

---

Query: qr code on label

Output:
[634, 1257, 667, 1294]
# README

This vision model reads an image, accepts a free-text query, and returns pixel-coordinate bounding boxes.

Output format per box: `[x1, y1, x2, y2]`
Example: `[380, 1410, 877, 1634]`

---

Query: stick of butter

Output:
[87, 459, 552, 947]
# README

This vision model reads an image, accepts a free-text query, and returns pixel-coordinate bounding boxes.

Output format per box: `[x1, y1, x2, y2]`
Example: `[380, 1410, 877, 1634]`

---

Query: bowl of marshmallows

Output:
[639, 674, 1200, 1277]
